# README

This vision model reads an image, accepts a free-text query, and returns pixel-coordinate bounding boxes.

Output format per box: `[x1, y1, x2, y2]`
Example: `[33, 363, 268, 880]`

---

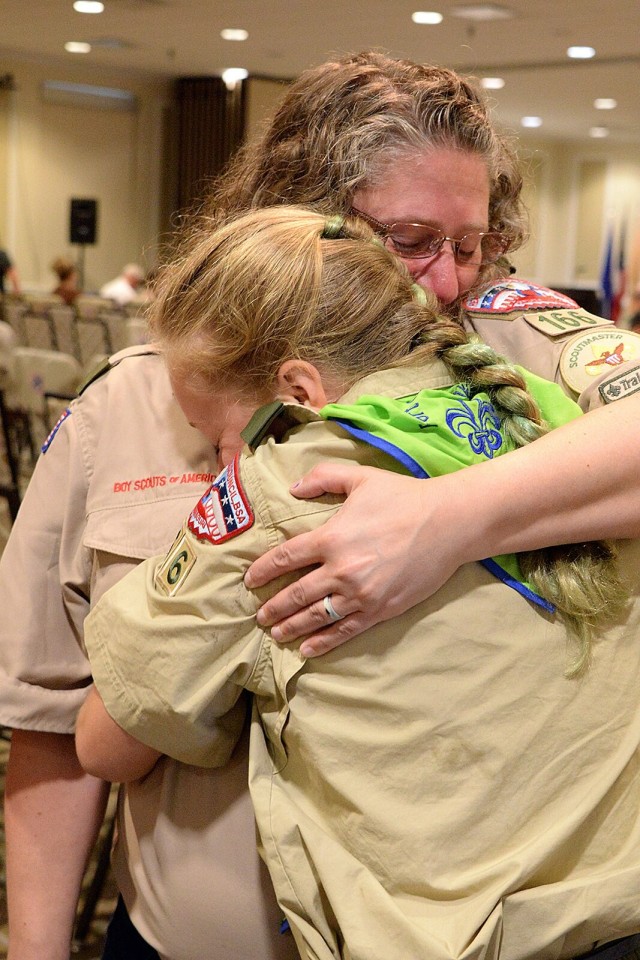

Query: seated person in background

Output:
[0, 244, 21, 295]
[100, 262, 145, 306]
[77, 207, 640, 960]
[51, 256, 80, 306]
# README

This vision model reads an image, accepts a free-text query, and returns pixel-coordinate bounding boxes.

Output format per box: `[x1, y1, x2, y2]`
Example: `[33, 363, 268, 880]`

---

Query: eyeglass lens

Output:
[385, 223, 507, 265]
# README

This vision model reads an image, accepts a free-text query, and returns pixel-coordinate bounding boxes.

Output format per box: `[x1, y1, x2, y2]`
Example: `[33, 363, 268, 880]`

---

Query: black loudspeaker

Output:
[69, 198, 98, 245]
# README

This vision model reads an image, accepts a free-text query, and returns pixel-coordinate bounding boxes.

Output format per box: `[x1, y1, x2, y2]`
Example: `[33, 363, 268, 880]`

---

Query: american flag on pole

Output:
[611, 224, 627, 324]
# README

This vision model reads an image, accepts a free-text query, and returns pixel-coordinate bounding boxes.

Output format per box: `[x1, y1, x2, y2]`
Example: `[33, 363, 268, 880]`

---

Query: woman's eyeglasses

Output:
[351, 208, 511, 266]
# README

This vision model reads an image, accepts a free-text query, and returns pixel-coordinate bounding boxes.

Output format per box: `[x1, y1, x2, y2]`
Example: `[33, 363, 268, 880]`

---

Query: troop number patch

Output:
[559, 328, 640, 395]
[187, 454, 254, 545]
[155, 533, 197, 596]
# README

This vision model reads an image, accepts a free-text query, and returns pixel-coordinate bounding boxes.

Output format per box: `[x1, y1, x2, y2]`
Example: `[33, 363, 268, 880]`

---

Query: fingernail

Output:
[244, 572, 254, 588]
[290, 480, 301, 490]
[299, 642, 313, 657]
[271, 625, 282, 641]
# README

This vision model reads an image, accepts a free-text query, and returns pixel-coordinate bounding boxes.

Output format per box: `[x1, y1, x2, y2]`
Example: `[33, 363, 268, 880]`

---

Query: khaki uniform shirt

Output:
[462, 278, 640, 411]
[85, 364, 640, 960]
[0, 346, 297, 960]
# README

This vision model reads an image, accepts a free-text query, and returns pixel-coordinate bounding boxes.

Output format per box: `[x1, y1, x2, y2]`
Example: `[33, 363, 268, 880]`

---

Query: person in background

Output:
[0, 244, 21, 295]
[100, 262, 145, 306]
[51, 256, 80, 306]
[4, 47, 640, 960]
[76, 206, 640, 960]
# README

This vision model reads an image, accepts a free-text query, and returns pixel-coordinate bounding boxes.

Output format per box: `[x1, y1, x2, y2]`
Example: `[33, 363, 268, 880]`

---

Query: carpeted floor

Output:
[0, 448, 120, 959]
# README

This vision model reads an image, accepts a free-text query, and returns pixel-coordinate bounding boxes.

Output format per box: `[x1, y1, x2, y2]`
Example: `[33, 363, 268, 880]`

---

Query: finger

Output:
[253, 566, 340, 627]
[298, 614, 373, 658]
[289, 462, 373, 500]
[269, 593, 351, 641]
[245, 530, 323, 589]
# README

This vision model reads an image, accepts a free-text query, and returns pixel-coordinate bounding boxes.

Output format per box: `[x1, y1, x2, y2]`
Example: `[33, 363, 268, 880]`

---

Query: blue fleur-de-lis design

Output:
[445, 385, 503, 459]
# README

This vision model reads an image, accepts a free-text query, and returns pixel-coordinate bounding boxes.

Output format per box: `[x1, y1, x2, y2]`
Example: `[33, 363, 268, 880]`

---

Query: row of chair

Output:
[0, 295, 151, 521]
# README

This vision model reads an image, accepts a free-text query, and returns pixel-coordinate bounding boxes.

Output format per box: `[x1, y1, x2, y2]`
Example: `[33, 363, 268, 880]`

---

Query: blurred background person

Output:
[0, 244, 21, 296]
[100, 263, 145, 306]
[51, 256, 80, 306]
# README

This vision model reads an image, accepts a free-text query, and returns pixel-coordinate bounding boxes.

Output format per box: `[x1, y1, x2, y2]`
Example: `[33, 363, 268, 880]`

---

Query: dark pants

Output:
[101, 895, 161, 960]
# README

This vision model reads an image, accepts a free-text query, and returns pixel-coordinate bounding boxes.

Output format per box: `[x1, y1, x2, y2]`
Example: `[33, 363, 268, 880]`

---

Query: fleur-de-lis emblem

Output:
[445, 386, 503, 459]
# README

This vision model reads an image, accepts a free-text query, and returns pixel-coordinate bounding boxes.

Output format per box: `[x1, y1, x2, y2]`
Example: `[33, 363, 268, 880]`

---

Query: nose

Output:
[406, 243, 473, 307]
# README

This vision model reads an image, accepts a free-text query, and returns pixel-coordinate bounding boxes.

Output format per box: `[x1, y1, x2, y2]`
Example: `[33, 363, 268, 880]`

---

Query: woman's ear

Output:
[275, 360, 329, 409]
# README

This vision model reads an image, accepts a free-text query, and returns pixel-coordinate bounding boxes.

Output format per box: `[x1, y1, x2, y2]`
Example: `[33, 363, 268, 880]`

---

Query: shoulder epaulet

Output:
[77, 356, 112, 395]
[241, 401, 319, 451]
[77, 347, 159, 395]
[241, 402, 286, 450]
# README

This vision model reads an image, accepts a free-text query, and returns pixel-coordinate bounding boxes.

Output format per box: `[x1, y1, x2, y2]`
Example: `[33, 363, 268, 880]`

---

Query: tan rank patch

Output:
[155, 532, 197, 596]
[560, 328, 640, 395]
[523, 309, 611, 338]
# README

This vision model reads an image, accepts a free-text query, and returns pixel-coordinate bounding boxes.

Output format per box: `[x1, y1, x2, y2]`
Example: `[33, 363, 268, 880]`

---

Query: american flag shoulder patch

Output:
[187, 454, 254, 544]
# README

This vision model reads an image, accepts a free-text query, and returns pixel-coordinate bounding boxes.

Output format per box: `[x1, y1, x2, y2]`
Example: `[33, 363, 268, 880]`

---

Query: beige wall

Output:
[0, 56, 170, 293]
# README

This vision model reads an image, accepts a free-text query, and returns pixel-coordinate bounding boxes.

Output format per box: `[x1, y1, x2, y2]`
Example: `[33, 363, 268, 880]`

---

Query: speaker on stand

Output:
[69, 198, 98, 289]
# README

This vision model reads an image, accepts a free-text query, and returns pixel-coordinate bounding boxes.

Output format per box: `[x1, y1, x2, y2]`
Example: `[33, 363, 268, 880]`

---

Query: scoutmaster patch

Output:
[187, 454, 254, 545]
[559, 328, 640, 395]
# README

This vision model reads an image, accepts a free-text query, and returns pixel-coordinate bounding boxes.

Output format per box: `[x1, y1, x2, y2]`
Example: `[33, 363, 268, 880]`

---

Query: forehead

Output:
[357, 147, 490, 226]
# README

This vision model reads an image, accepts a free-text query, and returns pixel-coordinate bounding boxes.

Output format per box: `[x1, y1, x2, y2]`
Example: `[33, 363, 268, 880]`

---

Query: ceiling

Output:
[3, 0, 640, 143]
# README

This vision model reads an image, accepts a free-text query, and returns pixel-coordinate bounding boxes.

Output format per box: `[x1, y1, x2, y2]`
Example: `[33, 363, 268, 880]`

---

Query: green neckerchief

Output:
[320, 368, 582, 612]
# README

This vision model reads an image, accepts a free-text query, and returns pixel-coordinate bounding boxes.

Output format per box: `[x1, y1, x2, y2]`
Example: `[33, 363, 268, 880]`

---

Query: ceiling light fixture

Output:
[450, 3, 514, 21]
[481, 77, 505, 90]
[222, 67, 248, 90]
[411, 11, 443, 24]
[73, 1, 104, 12]
[594, 98, 617, 110]
[521, 116, 542, 128]
[590, 126, 609, 138]
[567, 46, 595, 59]
[220, 28, 249, 41]
[65, 41, 92, 53]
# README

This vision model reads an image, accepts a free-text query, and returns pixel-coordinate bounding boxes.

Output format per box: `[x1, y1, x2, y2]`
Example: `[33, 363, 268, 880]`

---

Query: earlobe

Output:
[275, 360, 329, 410]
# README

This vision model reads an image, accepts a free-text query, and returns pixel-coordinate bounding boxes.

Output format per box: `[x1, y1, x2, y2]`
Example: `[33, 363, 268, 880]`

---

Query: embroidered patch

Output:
[560, 329, 640, 395]
[598, 363, 640, 404]
[445, 385, 503, 459]
[187, 454, 254, 544]
[41, 408, 71, 453]
[465, 279, 579, 314]
[522, 309, 611, 338]
[155, 532, 197, 596]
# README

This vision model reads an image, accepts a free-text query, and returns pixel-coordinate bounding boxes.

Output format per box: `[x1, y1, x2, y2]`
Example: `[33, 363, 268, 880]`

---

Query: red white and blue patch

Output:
[187, 454, 254, 545]
[465, 279, 579, 314]
[41, 408, 71, 454]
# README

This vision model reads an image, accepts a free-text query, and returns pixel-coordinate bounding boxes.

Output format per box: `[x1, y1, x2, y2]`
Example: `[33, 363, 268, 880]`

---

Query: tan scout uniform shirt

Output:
[0, 346, 297, 960]
[462, 278, 640, 411]
[86, 364, 640, 960]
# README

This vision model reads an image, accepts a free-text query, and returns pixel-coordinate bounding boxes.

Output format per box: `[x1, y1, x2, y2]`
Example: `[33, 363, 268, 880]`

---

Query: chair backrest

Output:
[6, 347, 81, 414]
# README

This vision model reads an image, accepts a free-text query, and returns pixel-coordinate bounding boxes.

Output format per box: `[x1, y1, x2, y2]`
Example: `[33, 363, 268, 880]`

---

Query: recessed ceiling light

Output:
[222, 67, 248, 90]
[481, 77, 505, 90]
[567, 46, 595, 59]
[73, 1, 104, 12]
[451, 3, 514, 21]
[521, 116, 542, 128]
[220, 28, 249, 41]
[412, 11, 443, 24]
[590, 126, 609, 138]
[594, 98, 617, 110]
[65, 41, 91, 53]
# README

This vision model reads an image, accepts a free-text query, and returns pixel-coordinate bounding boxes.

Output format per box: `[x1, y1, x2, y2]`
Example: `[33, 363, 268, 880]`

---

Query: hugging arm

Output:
[246, 395, 640, 656]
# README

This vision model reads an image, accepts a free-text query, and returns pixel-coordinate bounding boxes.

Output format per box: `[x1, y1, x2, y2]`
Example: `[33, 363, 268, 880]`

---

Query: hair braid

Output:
[408, 324, 627, 675]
